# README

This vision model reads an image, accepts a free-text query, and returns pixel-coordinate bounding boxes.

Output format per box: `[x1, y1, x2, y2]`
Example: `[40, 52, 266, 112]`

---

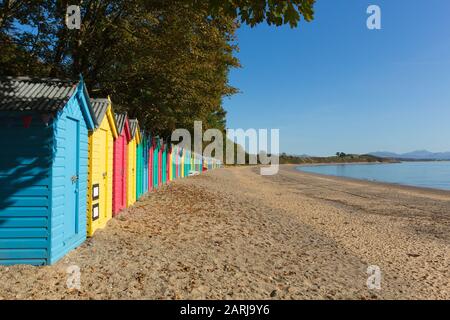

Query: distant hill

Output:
[369, 151, 400, 158]
[369, 150, 450, 160]
[280, 153, 396, 164]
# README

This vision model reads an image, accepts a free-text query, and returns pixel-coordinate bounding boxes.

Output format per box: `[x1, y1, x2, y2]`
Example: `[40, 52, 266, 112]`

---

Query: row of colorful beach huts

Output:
[0, 76, 221, 265]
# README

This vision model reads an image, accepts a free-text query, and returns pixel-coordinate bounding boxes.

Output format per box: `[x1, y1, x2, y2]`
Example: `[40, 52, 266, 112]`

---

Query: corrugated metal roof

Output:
[0, 77, 78, 112]
[115, 113, 127, 134]
[90, 98, 109, 124]
[129, 119, 138, 138]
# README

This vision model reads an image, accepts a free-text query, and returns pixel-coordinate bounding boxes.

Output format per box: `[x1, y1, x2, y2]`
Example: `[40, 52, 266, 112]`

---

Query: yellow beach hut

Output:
[127, 119, 140, 206]
[87, 98, 118, 237]
[180, 148, 185, 178]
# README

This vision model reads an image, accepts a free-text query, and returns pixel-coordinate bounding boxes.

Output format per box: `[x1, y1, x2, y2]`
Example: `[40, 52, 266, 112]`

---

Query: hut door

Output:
[121, 138, 126, 208]
[132, 146, 136, 197]
[64, 117, 79, 242]
[100, 129, 108, 221]
[148, 148, 153, 190]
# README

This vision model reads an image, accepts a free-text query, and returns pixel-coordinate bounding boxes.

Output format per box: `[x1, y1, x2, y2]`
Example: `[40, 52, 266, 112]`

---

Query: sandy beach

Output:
[0, 165, 449, 300]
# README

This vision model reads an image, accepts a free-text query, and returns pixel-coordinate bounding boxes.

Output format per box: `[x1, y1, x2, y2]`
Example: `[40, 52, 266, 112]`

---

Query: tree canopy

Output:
[0, 0, 315, 138]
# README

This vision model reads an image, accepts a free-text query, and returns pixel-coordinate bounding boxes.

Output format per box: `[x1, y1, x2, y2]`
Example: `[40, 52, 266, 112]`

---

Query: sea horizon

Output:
[297, 161, 450, 191]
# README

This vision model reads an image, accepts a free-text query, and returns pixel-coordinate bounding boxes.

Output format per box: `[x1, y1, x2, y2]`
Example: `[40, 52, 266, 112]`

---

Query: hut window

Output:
[92, 204, 99, 221]
[92, 183, 100, 201]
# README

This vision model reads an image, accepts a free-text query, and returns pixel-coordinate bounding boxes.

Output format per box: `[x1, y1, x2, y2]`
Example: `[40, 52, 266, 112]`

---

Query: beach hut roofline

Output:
[0, 77, 78, 112]
[0, 75, 97, 129]
[129, 118, 141, 143]
[90, 97, 118, 138]
[90, 98, 110, 124]
[114, 112, 127, 135]
[129, 119, 138, 138]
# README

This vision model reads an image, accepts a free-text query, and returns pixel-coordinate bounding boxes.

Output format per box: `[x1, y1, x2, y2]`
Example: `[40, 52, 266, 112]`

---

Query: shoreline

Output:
[0, 165, 449, 299]
[289, 163, 450, 195]
[294, 161, 397, 167]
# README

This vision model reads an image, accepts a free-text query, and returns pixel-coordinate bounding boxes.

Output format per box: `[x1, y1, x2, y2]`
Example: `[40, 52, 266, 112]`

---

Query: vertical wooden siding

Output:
[127, 138, 137, 206]
[87, 115, 114, 237]
[113, 133, 127, 216]
[49, 95, 89, 264]
[136, 141, 143, 199]
[153, 145, 159, 189]
[143, 136, 149, 194]
[148, 144, 153, 192]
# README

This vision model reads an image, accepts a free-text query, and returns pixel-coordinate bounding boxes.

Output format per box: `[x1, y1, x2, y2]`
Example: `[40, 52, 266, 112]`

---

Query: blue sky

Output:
[224, 0, 450, 156]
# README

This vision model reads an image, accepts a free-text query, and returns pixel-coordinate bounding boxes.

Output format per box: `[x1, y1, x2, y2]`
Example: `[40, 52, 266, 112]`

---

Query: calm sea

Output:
[296, 161, 450, 191]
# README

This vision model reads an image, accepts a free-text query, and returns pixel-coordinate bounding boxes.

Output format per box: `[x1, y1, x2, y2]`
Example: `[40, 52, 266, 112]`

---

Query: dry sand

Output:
[0, 165, 449, 299]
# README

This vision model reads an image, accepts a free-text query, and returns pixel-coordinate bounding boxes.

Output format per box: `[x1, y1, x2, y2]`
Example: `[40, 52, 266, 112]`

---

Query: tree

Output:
[203, 0, 315, 27]
[0, 0, 316, 138]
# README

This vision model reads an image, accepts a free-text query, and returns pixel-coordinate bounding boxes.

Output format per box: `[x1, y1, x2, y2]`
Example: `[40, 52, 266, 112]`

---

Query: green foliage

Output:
[0, 0, 315, 139]
[280, 154, 397, 164]
[205, 0, 315, 27]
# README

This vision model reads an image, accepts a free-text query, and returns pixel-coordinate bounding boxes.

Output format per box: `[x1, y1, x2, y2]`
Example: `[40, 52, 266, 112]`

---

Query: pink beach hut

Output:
[113, 113, 131, 216]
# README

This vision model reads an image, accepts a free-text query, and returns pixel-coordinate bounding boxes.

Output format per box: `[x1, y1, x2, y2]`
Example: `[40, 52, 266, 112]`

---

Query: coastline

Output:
[0, 165, 449, 299]
[294, 161, 397, 167]
[292, 163, 450, 195]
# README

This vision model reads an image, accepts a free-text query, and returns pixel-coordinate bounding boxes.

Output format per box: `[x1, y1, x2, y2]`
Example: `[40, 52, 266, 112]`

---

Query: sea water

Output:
[296, 161, 450, 191]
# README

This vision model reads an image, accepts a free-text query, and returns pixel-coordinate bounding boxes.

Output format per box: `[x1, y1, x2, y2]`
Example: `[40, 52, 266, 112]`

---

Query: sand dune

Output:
[0, 165, 448, 299]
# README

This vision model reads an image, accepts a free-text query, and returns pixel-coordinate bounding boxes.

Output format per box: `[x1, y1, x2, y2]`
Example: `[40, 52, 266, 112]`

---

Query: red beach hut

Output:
[167, 144, 172, 182]
[113, 113, 131, 216]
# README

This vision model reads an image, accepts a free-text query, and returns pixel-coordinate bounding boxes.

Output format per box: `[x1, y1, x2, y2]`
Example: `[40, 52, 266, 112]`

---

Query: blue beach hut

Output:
[0, 76, 96, 265]
[184, 149, 191, 176]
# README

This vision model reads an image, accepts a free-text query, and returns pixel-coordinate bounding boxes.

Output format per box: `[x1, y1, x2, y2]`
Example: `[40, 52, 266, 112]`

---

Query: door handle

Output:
[71, 175, 78, 183]
[103, 172, 107, 178]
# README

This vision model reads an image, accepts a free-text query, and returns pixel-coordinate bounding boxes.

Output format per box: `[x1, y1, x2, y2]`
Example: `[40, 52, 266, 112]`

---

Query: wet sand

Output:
[0, 165, 449, 299]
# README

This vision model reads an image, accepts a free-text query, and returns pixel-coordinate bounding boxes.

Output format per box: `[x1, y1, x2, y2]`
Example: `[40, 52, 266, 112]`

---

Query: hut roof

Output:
[0, 76, 81, 112]
[115, 113, 127, 134]
[90, 98, 110, 124]
[129, 119, 138, 138]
